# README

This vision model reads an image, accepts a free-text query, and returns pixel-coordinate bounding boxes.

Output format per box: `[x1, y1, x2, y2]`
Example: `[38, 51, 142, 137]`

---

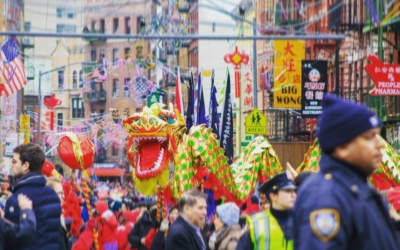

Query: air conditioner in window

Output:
[113, 92, 119, 98]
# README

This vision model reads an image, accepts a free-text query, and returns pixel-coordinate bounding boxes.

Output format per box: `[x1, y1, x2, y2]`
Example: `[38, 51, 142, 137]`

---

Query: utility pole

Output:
[334, 24, 340, 96]
[252, 17, 258, 108]
[377, 0, 384, 120]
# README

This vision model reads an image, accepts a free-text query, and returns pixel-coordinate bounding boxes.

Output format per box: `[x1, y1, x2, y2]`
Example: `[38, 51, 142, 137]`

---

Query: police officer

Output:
[236, 172, 296, 250]
[293, 94, 399, 249]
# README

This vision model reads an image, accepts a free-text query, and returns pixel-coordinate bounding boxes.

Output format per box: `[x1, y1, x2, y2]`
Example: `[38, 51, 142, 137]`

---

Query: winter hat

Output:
[250, 195, 259, 205]
[216, 202, 240, 227]
[317, 94, 382, 153]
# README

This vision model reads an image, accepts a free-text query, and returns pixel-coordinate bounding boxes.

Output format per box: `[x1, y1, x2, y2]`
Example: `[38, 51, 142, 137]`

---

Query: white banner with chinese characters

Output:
[240, 67, 255, 152]
[1, 93, 18, 147]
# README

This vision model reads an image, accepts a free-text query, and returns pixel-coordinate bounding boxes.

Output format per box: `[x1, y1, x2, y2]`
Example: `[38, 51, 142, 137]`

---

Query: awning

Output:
[87, 168, 130, 177]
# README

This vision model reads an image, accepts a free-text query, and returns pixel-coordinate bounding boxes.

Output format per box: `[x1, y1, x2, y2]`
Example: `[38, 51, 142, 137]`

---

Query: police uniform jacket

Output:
[293, 154, 399, 250]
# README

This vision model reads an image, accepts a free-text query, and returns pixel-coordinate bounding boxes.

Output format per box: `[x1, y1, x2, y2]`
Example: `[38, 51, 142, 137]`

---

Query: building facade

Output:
[83, 0, 155, 164]
[23, 0, 84, 97]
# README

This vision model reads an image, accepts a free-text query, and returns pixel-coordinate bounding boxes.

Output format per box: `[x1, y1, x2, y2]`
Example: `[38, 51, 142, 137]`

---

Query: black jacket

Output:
[59, 225, 69, 250]
[128, 211, 154, 250]
[150, 230, 165, 250]
[165, 215, 206, 250]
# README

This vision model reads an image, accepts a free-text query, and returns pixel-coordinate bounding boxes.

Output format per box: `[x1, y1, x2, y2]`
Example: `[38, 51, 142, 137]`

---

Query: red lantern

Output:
[58, 133, 95, 170]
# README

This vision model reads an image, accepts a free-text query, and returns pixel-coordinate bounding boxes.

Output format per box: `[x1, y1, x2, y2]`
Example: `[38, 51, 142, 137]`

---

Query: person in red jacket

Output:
[116, 211, 134, 250]
[95, 201, 118, 250]
[71, 219, 97, 250]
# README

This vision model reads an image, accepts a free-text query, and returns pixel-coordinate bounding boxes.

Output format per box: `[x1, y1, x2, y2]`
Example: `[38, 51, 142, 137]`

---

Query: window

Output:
[57, 113, 63, 127]
[79, 70, 83, 87]
[91, 20, 96, 30]
[24, 22, 31, 32]
[90, 49, 96, 61]
[113, 18, 119, 33]
[99, 49, 105, 60]
[72, 98, 84, 118]
[100, 19, 105, 33]
[72, 70, 77, 88]
[56, 8, 64, 18]
[125, 17, 131, 34]
[67, 11, 75, 19]
[56, 8, 75, 18]
[56, 24, 76, 33]
[137, 16, 145, 34]
[58, 70, 64, 88]
[124, 78, 130, 97]
[113, 79, 119, 97]
[124, 47, 130, 58]
[112, 48, 118, 62]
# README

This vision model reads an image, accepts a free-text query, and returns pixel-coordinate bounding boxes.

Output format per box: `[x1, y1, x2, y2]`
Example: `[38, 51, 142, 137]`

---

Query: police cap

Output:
[258, 171, 297, 195]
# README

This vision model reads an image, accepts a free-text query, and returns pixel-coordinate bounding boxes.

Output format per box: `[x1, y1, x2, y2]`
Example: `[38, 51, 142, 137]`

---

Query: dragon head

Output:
[122, 103, 186, 195]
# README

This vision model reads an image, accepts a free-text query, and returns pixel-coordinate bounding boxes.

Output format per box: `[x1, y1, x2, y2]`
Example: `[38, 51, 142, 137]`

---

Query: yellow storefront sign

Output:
[20, 114, 30, 144]
[245, 108, 267, 134]
[273, 40, 305, 108]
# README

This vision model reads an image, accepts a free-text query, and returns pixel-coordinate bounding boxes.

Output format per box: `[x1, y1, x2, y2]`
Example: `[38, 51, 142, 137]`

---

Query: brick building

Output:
[83, 0, 155, 164]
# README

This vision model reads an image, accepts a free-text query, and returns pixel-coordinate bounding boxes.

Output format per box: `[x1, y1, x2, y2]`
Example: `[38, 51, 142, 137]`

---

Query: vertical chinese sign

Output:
[273, 40, 305, 108]
[1, 93, 18, 155]
[301, 60, 328, 118]
[239, 68, 255, 151]
[20, 114, 30, 144]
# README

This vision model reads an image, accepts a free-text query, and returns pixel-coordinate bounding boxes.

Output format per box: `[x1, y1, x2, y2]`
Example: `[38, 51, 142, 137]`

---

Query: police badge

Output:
[310, 208, 340, 242]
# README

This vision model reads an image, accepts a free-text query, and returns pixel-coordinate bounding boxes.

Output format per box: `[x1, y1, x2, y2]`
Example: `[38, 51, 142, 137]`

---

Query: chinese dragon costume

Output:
[122, 103, 283, 205]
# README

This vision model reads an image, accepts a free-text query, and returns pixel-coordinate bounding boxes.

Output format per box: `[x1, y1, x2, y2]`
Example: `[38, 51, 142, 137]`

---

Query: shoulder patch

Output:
[310, 208, 340, 242]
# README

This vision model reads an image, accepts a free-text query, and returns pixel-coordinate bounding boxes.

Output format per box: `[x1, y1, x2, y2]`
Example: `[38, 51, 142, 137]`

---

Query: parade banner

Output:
[273, 40, 305, 109]
[301, 60, 328, 118]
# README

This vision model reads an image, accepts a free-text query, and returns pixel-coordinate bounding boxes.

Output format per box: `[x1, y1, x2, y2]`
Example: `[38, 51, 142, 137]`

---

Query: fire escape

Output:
[361, 0, 400, 148]
[263, 0, 309, 142]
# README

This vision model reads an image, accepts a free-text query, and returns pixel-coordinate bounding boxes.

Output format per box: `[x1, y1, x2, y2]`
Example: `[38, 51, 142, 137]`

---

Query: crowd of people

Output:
[1, 94, 400, 250]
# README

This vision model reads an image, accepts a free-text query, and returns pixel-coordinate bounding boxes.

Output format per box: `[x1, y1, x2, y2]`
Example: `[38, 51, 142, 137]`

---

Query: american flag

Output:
[0, 37, 27, 97]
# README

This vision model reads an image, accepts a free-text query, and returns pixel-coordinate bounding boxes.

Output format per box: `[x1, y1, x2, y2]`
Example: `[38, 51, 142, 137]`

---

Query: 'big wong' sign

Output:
[365, 54, 400, 96]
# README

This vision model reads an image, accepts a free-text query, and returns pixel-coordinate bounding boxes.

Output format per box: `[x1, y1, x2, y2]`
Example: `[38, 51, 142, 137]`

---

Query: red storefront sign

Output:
[365, 54, 400, 96]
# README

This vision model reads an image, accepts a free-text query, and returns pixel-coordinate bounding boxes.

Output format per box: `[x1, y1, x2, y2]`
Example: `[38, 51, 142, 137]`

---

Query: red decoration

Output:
[365, 54, 400, 96]
[224, 46, 250, 98]
[42, 160, 55, 177]
[43, 93, 62, 130]
[58, 133, 95, 170]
